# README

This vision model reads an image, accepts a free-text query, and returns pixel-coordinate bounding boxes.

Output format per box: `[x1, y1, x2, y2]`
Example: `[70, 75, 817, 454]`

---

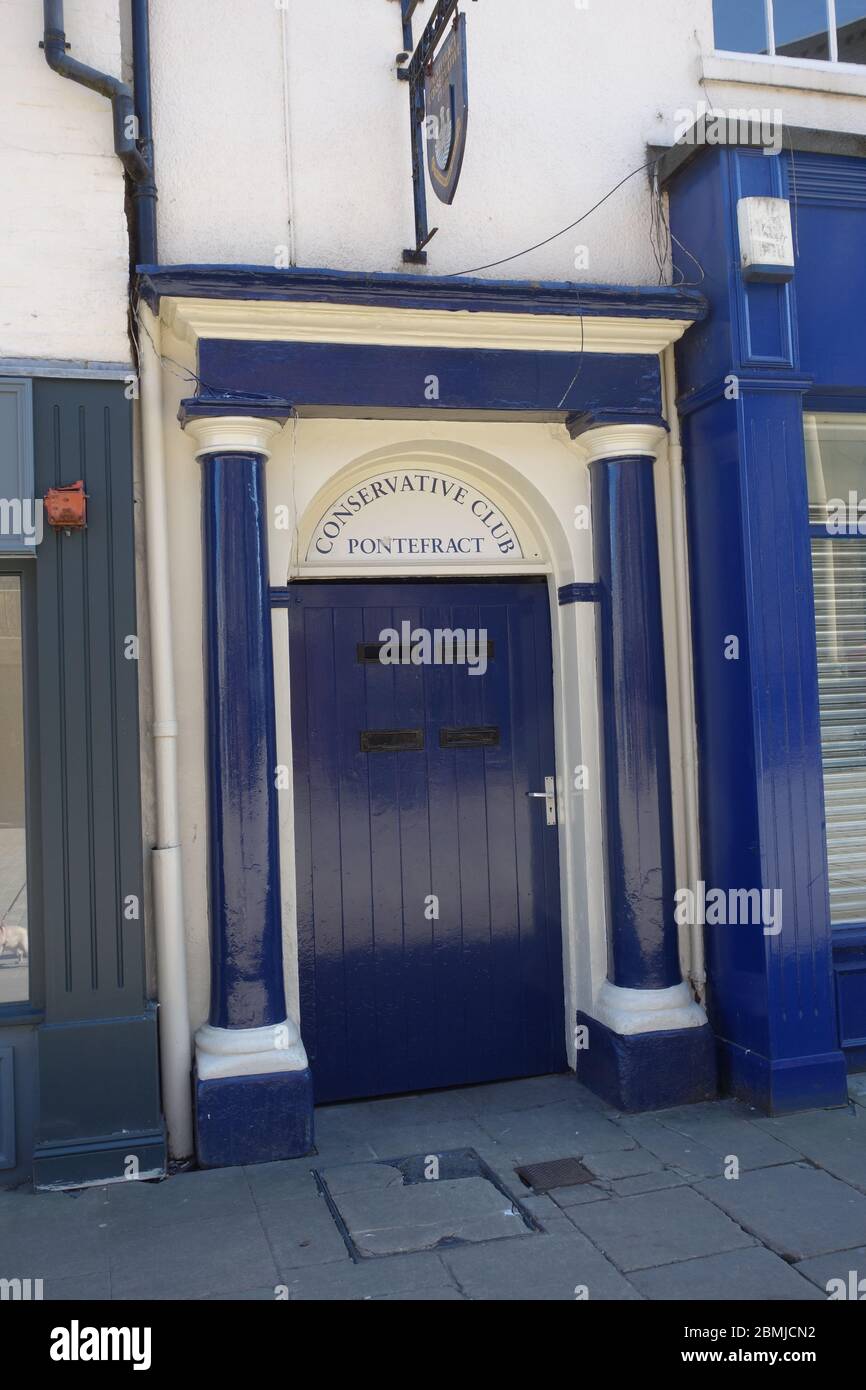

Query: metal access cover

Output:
[515, 1157, 594, 1192]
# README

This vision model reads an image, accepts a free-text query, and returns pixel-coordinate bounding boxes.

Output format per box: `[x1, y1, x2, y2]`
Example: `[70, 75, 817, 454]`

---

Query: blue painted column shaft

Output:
[202, 449, 286, 1030]
[590, 448, 681, 992]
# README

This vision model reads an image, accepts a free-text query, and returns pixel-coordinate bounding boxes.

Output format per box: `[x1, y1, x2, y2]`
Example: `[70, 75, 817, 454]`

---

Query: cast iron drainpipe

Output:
[41, 0, 155, 228]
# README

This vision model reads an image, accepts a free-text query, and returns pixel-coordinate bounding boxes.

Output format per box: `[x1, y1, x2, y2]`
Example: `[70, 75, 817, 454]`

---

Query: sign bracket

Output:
[396, 0, 463, 264]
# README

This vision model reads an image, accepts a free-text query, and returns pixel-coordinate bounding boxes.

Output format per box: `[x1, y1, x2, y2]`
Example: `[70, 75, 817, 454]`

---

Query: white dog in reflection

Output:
[0, 920, 27, 966]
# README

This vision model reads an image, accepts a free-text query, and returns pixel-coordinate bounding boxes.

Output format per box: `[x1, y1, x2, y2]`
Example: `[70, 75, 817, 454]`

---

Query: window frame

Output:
[714, 0, 866, 70]
[0, 558, 42, 1024]
[806, 411, 866, 946]
[0, 378, 35, 556]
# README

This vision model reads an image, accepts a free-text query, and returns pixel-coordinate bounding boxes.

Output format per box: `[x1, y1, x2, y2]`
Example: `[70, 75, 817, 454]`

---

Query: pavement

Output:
[4, 1072, 866, 1301]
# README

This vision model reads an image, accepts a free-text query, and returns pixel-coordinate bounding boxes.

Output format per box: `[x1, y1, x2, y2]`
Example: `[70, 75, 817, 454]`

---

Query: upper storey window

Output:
[713, 0, 866, 65]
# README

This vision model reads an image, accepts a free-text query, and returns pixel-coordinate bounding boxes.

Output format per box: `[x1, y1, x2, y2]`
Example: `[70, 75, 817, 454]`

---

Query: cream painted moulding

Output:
[161, 296, 695, 356]
[578, 424, 668, 462]
[185, 415, 285, 459]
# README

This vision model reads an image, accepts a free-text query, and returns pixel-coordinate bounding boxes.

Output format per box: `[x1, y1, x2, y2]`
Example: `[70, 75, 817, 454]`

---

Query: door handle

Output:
[526, 776, 557, 826]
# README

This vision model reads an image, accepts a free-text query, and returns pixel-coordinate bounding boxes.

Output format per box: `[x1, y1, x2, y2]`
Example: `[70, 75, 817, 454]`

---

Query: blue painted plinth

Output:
[575, 1011, 717, 1112]
[716, 1039, 849, 1116]
[194, 1068, 314, 1168]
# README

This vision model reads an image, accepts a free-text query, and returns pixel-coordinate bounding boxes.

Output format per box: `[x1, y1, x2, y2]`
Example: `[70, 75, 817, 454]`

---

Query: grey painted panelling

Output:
[32, 381, 146, 1023]
[0, 1046, 14, 1168]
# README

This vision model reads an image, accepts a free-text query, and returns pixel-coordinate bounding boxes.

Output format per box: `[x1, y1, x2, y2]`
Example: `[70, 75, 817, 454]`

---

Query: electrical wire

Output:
[443, 158, 657, 278]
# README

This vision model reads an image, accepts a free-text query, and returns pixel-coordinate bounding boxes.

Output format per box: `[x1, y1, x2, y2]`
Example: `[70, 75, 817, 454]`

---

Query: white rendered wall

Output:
[0, 0, 130, 363]
[149, 0, 866, 282]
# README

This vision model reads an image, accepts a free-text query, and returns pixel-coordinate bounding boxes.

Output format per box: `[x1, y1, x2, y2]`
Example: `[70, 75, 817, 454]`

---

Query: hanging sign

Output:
[424, 12, 469, 206]
[306, 469, 524, 565]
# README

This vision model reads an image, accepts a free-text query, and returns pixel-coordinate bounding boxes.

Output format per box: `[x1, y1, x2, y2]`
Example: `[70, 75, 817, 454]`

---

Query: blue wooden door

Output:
[287, 579, 566, 1102]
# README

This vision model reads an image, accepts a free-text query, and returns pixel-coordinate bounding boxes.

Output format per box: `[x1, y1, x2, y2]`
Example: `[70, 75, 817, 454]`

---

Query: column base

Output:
[575, 1010, 718, 1112]
[717, 1037, 849, 1115]
[194, 1067, 315, 1169]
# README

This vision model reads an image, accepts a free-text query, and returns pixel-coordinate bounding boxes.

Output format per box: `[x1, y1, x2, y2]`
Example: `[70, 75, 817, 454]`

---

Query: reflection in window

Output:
[714, 0, 866, 63]
[836, 0, 866, 63]
[774, 0, 830, 59]
[712, 0, 770, 54]
[0, 577, 28, 1003]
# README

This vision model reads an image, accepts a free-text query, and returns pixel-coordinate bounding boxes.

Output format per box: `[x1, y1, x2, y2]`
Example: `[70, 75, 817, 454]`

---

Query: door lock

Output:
[526, 776, 557, 826]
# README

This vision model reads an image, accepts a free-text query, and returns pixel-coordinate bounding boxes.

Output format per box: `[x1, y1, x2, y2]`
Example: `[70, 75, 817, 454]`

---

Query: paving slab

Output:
[646, 1104, 800, 1172]
[319, 1089, 477, 1131]
[608, 1170, 689, 1197]
[441, 1230, 641, 1300]
[259, 1192, 352, 1272]
[374, 1285, 467, 1300]
[281, 1250, 456, 1301]
[614, 1114, 730, 1178]
[244, 1157, 321, 1208]
[514, 1192, 566, 1227]
[750, 1107, 866, 1190]
[698, 1162, 866, 1261]
[43, 1272, 113, 1301]
[793, 1244, 866, 1297]
[567, 1186, 754, 1271]
[108, 1211, 279, 1301]
[628, 1247, 823, 1301]
[317, 1161, 405, 1196]
[475, 1100, 633, 1161]
[549, 1183, 612, 1208]
[582, 1147, 662, 1180]
[456, 1074, 586, 1114]
[333, 1175, 531, 1256]
[95, 1166, 257, 1233]
[363, 1119, 497, 1161]
[203, 1286, 283, 1301]
[0, 1215, 109, 1282]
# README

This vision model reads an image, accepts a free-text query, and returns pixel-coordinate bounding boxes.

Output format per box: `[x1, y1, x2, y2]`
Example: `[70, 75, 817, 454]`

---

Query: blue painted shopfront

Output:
[663, 131, 866, 1109]
[283, 579, 565, 1102]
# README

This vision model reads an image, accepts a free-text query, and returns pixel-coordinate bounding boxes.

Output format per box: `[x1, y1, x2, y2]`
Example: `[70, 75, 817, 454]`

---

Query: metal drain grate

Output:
[515, 1157, 594, 1192]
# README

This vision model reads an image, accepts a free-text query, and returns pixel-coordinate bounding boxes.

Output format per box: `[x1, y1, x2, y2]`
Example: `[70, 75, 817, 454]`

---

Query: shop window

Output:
[0, 574, 29, 1003]
[807, 415, 866, 927]
[713, 0, 866, 65]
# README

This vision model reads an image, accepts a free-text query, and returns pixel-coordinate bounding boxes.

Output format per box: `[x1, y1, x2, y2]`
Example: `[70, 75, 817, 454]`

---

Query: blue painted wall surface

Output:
[198, 340, 663, 421]
[668, 144, 855, 1107]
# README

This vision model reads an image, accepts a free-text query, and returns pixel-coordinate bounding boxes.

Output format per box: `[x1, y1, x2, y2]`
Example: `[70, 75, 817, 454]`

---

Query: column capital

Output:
[178, 393, 293, 460]
[566, 411, 668, 463]
[184, 415, 285, 460]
